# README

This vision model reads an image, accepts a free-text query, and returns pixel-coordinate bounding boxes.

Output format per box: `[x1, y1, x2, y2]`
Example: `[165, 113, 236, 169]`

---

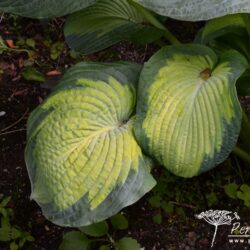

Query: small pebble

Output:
[188, 231, 197, 240]
[0, 111, 6, 117]
[199, 238, 209, 245]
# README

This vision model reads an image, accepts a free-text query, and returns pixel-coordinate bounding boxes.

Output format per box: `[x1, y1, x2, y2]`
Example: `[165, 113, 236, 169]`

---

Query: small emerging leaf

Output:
[115, 237, 140, 250]
[206, 192, 218, 207]
[148, 196, 161, 208]
[237, 184, 250, 207]
[80, 221, 108, 237]
[110, 214, 128, 230]
[0, 36, 9, 53]
[152, 213, 162, 224]
[0, 226, 21, 242]
[26, 39, 36, 48]
[11, 228, 22, 240]
[59, 231, 90, 250]
[10, 242, 18, 250]
[224, 183, 239, 199]
[22, 66, 45, 82]
[99, 245, 110, 250]
[50, 42, 65, 60]
[26, 235, 35, 242]
[161, 201, 174, 214]
[0, 228, 11, 241]
[1, 196, 11, 207]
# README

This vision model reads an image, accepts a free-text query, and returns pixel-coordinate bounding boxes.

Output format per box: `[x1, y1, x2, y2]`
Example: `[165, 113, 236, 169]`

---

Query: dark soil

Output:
[0, 14, 250, 250]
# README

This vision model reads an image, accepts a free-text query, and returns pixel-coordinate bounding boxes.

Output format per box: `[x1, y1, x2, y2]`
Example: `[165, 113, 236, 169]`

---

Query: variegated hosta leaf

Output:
[198, 14, 247, 44]
[133, 0, 250, 21]
[135, 45, 248, 178]
[64, 0, 163, 55]
[0, 0, 96, 18]
[196, 14, 250, 63]
[25, 62, 156, 227]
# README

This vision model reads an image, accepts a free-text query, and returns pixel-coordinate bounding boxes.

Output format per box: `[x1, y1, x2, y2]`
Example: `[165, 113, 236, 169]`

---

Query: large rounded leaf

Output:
[135, 45, 248, 178]
[0, 0, 96, 18]
[64, 0, 163, 54]
[25, 62, 156, 227]
[133, 0, 250, 21]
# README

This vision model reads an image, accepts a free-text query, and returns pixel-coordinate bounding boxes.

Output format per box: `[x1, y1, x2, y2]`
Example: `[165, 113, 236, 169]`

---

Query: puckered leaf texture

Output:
[134, 0, 250, 21]
[25, 62, 156, 227]
[135, 44, 248, 177]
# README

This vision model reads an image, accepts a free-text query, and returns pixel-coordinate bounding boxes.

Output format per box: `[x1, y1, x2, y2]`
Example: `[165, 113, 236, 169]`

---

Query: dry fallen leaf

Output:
[5, 39, 17, 48]
[46, 69, 62, 76]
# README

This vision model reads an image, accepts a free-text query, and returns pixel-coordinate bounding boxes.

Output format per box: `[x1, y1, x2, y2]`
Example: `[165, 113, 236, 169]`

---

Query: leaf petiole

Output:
[232, 146, 250, 164]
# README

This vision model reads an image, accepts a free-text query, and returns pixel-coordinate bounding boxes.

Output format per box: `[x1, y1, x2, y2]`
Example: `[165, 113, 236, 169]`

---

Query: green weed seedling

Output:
[0, 195, 34, 250]
[225, 183, 250, 207]
[0, 35, 31, 56]
[50, 41, 65, 60]
[59, 213, 140, 250]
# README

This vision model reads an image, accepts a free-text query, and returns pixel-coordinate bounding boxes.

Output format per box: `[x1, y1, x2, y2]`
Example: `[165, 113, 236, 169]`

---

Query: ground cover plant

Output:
[0, 195, 34, 250]
[1, 0, 250, 249]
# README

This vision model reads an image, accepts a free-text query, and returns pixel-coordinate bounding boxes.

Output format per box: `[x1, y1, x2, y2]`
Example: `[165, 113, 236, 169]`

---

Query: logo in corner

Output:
[195, 210, 240, 247]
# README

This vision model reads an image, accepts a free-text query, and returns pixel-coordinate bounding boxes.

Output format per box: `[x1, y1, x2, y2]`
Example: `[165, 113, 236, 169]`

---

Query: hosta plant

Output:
[25, 45, 249, 226]
[2, 0, 250, 229]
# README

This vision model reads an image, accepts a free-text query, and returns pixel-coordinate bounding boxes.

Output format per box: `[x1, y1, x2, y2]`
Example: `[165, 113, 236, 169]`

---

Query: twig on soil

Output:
[0, 12, 4, 24]
[107, 233, 115, 245]
[0, 128, 26, 136]
[56, 53, 62, 69]
[0, 108, 29, 132]
[169, 201, 196, 209]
